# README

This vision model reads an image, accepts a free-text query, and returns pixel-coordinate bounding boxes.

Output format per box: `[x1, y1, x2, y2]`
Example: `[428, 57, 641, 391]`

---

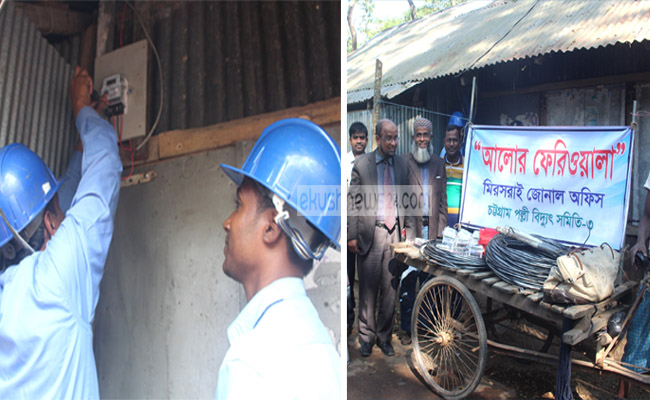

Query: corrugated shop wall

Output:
[106, 1, 340, 135]
[0, 2, 76, 177]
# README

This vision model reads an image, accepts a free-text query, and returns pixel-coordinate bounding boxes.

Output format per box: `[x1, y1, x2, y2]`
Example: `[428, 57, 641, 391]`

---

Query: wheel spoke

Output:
[413, 277, 487, 399]
[430, 285, 445, 331]
[419, 339, 440, 355]
[454, 338, 480, 353]
[444, 285, 452, 329]
[452, 344, 479, 373]
[419, 294, 444, 333]
[420, 289, 442, 332]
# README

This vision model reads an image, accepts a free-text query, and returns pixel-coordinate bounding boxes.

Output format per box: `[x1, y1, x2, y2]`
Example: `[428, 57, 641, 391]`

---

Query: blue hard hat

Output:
[220, 118, 341, 250]
[0, 144, 66, 248]
[448, 111, 466, 129]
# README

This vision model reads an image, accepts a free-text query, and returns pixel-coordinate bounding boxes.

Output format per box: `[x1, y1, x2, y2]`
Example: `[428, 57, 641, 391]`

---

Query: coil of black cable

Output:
[420, 240, 488, 271]
[485, 234, 566, 291]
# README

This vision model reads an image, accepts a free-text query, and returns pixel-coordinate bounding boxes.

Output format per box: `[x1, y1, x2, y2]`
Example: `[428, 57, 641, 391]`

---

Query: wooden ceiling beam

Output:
[16, 3, 93, 36]
[120, 97, 341, 168]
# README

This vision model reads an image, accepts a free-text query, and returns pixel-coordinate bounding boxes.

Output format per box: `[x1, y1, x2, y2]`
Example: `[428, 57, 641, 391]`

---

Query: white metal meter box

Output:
[94, 39, 148, 141]
[101, 74, 128, 117]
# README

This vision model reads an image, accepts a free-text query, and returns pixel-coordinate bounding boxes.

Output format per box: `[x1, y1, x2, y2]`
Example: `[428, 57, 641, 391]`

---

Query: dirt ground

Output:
[347, 282, 650, 400]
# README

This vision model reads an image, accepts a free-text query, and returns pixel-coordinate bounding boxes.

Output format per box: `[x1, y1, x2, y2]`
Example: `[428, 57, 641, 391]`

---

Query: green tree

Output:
[347, 0, 469, 53]
[418, 0, 468, 17]
[347, 0, 375, 52]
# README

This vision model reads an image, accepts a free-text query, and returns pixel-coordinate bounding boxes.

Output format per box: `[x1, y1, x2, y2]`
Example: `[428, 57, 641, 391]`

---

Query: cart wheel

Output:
[411, 275, 487, 400]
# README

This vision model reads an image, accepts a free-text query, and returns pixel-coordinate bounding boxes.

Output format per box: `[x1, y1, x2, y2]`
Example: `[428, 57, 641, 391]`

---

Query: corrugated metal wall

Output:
[53, 35, 82, 70]
[111, 1, 340, 135]
[0, 2, 76, 177]
[545, 85, 625, 126]
[347, 103, 447, 156]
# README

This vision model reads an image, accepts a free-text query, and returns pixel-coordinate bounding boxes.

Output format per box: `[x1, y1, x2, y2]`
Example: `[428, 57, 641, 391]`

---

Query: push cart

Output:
[394, 242, 650, 400]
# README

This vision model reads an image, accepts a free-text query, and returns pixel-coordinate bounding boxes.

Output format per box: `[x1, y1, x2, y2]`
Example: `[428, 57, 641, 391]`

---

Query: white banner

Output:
[460, 125, 634, 249]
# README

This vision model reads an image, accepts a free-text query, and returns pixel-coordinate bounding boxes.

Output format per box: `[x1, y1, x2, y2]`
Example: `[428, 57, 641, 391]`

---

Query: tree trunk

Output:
[348, 0, 358, 50]
[408, 0, 416, 20]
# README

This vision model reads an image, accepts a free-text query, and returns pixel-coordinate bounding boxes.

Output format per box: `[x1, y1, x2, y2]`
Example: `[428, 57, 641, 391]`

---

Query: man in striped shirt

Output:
[444, 121, 464, 228]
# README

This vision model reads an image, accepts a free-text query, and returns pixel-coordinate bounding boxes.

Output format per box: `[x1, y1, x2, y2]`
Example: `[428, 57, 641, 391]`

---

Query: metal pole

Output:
[632, 99, 640, 224]
[469, 76, 477, 123]
[463, 76, 477, 158]
[372, 59, 383, 150]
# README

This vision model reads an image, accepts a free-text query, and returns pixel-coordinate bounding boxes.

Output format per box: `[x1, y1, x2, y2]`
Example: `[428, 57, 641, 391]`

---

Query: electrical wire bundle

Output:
[485, 233, 567, 291]
[420, 240, 489, 271]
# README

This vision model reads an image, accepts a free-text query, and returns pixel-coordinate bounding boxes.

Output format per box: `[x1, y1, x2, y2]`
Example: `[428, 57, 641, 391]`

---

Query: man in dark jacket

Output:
[348, 118, 414, 357]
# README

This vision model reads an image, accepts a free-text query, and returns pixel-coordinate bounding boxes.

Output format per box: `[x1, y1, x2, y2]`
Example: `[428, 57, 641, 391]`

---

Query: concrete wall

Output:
[93, 140, 340, 398]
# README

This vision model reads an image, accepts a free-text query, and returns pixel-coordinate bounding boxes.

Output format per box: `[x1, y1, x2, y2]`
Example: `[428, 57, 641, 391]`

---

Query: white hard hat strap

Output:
[272, 194, 328, 261]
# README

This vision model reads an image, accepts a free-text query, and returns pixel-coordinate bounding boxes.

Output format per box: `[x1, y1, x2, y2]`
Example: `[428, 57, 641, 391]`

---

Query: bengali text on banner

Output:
[459, 125, 634, 249]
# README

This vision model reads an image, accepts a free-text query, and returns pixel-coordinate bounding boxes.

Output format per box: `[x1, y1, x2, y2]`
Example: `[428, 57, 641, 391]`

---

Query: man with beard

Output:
[348, 118, 414, 357]
[398, 117, 448, 344]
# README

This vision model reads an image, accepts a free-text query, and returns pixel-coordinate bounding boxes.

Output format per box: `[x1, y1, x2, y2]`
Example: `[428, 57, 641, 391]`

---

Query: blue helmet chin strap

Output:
[0, 206, 36, 255]
[272, 194, 329, 261]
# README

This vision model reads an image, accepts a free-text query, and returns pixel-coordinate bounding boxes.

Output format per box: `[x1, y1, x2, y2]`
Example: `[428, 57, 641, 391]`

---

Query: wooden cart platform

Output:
[394, 242, 635, 346]
[392, 242, 648, 399]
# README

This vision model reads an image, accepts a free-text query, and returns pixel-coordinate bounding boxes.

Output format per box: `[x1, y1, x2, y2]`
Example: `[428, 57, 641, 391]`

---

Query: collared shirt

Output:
[216, 277, 341, 400]
[345, 151, 355, 187]
[419, 162, 430, 216]
[376, 151, 396, 222]
[445, 154, 464, 215]
[0, 107, 122, 399]
[645, 172, 650, 190]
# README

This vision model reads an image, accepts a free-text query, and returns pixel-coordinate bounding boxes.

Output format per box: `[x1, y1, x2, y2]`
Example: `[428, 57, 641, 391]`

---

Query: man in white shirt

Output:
[216, 118, 341, 399]
[0, 67, 120, 398]
[345, 122, 369, 187]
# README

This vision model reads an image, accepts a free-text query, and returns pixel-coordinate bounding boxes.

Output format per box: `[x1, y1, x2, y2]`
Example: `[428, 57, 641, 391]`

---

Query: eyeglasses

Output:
[381, 136, 398, 143]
